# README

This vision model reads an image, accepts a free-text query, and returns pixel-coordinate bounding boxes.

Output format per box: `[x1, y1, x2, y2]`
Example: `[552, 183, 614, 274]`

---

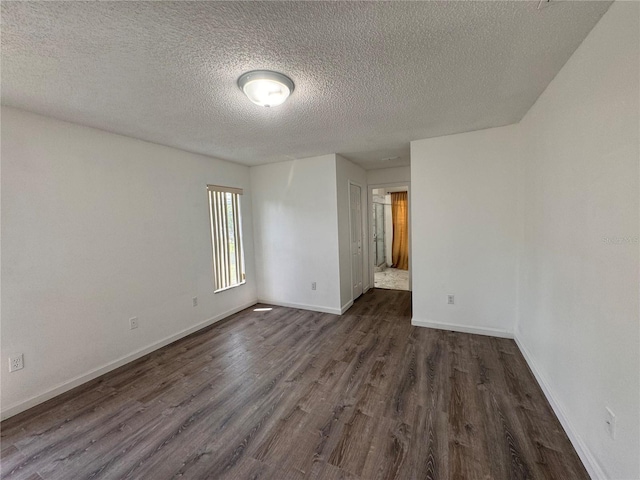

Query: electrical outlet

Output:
[129, 317, 139, 330]
[9, 354, 24, 372]
[447, 294, 455, 305]
[605, 407, 616, 439]
[192, 296, 198, 307]
[311, 282, 317, 291]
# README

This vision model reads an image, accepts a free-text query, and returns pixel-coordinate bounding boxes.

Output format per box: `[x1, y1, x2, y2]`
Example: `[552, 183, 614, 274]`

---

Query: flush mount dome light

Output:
[237, 70, 294, 107]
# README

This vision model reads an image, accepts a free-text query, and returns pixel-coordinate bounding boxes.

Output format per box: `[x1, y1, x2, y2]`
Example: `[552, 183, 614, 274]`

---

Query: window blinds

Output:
[207, 185, 245, 292]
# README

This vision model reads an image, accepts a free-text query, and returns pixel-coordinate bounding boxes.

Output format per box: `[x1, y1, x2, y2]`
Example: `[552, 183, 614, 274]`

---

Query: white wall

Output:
[336, 155, 368, 309]
[250, 155, 343, 314]
[1, 107, 258, 418]
[410, 125, 521, 337]
[367, 166, 410, 186]
[409, 4, 639, 477]
[516, 3, 639, 479]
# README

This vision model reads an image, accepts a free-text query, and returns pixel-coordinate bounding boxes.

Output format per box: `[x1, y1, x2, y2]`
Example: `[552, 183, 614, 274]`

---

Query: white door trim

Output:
[348, 180, 365, 302]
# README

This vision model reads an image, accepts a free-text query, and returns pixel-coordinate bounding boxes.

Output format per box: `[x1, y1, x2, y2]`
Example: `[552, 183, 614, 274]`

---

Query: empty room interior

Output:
[1, 2, 639, 479]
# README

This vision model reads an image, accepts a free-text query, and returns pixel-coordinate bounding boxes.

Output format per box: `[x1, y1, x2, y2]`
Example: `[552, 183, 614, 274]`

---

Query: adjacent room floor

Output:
[374, 267, 410, 291]
[0, 290, 588, 479]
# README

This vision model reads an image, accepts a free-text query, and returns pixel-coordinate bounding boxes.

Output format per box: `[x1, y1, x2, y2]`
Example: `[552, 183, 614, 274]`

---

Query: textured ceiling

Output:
[1, 1, 611, 169]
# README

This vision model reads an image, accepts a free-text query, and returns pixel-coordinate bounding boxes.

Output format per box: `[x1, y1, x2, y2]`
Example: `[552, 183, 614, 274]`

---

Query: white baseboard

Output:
[258, 298, 342, 315]
[411, 318, 513, 339]
[340, 300, 354, 314]
[0, 299, 258, 421]
[514, 335, 605, 480]
[411, 319, 601, 478]
[266, 297, 352, 316]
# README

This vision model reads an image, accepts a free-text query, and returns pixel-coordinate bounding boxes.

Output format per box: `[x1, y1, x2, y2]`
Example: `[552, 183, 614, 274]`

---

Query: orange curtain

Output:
[391, 192, 409, 270]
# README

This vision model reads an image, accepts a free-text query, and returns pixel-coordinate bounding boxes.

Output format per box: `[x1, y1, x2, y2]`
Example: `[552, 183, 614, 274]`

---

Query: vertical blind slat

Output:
[222, 193, 231, 287]
[237, 195, 242, 283]
[209, 191, 218, 289]
[215, 192, 225, 289]
[231, 195, 240, 283]
[214, 191, 224, 289]
[237, 195, 244, 280]
[219, 192, 228, 289]
[215, 192, 221, 288]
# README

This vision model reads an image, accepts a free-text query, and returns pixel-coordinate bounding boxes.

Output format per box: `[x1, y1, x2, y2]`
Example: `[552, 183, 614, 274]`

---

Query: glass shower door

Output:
[373, 202, 385, 267]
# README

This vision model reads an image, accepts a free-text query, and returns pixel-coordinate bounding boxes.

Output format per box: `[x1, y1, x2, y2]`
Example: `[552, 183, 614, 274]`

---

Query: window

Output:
[207, 185, 246, 292]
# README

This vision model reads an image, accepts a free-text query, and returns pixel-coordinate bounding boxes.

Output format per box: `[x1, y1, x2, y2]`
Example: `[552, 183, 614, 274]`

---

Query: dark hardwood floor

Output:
[1, 289, 588, 480]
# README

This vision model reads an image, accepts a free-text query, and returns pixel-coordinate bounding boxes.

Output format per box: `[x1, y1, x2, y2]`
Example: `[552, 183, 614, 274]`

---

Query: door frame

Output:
[348, 180, 365, 302]
[368, 182, 412, 291]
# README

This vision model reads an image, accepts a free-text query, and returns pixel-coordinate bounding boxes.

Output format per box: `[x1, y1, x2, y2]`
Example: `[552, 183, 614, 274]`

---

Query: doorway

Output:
[370, 186, 410, 291]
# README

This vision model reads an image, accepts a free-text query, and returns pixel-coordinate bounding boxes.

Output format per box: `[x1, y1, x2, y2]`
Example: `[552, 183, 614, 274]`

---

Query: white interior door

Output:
[350, 183, 363, 299]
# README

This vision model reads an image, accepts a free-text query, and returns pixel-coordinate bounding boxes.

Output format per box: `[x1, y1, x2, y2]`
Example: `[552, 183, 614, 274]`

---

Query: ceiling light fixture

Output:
[237, 70, 294, 107]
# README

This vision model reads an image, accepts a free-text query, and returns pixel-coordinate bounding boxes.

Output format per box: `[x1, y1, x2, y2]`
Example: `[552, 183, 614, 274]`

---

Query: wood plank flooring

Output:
[1, 289, 589, 480]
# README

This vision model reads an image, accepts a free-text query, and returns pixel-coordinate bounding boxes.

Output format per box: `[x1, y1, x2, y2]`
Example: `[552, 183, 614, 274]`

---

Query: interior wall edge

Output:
[340, 299, 354, 315]
[514, 334, 606, 480]
[0, 298, 258, 421]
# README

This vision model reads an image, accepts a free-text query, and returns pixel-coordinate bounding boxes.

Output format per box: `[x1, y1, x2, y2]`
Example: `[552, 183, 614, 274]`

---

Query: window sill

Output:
[214, 281, 246, 294]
